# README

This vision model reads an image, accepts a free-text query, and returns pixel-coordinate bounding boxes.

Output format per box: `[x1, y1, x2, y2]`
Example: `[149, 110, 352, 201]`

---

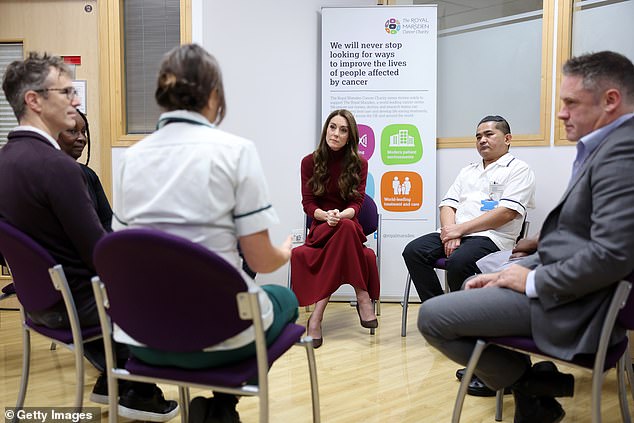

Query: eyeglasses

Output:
[34, 87, 78, 100]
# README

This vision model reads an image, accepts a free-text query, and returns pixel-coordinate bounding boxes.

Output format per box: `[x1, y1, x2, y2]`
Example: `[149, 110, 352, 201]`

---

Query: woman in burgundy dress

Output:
[291, 109, 379, 348]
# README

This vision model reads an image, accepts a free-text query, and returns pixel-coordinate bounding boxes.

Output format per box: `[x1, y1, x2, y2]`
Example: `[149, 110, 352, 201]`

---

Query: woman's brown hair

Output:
[155, 44, 226, 124]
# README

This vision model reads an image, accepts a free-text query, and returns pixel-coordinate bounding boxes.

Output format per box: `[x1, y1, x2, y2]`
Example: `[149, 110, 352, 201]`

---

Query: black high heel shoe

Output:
[355, 304, 378, 329]
[306, 315, 323, 349]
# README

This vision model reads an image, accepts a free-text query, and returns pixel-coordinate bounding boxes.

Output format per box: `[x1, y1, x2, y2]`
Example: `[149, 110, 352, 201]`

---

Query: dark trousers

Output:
[28, 290, 157, 396]
[28, 287, 130, 371]
[402, 233, 498, 303]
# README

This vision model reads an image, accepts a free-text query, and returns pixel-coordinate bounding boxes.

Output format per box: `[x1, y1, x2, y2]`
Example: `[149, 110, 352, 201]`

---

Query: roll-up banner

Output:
[322, 6, 437, 300]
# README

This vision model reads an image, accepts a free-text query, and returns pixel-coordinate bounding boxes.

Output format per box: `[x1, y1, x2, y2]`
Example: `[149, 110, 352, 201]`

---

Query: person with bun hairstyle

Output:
[113, 43, 298, 423]
[291, 109, 380, 349]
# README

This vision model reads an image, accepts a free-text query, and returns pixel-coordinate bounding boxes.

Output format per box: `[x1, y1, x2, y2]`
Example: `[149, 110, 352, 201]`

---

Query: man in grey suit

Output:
[419, 50, 634, 423]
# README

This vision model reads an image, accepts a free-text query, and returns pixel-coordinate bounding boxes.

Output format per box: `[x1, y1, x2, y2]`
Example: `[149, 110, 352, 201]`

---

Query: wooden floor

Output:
[1, 301, 632, 422]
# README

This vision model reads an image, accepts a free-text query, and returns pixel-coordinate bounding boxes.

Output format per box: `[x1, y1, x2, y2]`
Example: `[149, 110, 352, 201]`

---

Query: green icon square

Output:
[381, 124, 422, 165]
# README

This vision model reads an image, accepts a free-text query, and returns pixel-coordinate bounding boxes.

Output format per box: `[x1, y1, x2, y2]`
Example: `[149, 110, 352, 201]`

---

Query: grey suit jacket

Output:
[519, 116, 634, 360]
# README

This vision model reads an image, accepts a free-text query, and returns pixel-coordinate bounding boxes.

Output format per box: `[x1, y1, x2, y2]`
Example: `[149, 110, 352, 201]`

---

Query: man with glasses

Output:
[0, 52, 178, 421]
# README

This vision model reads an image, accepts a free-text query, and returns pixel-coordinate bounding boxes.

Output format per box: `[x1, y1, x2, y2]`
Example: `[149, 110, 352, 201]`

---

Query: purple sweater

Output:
[0, 130, 105, 295]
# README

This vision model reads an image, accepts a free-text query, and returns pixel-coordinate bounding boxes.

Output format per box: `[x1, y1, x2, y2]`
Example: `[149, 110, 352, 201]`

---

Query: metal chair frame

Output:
[401, 259, 448, 337]
[453, 280, 634, 423]
[92, 229, 320, 423]
[0, 221, 101, 412]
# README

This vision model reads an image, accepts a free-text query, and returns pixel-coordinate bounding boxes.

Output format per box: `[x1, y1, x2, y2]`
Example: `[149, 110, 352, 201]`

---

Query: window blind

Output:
[0, 43, 23, 148]
[124, 0, 180, 134]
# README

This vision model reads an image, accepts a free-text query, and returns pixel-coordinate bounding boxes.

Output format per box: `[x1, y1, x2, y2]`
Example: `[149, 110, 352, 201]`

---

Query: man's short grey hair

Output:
[1, 52, 71, 119]
[563, 51, 634, 105]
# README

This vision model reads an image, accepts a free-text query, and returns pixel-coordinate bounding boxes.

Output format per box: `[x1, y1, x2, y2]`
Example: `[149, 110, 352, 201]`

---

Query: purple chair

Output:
[91, 228, 320, 423]
[452, 279, 634, 423]
[0, 220, 102, 410]
[0, 252, 18, 310]
[298, 193, 381, 334]
[0, 282, 18, 311]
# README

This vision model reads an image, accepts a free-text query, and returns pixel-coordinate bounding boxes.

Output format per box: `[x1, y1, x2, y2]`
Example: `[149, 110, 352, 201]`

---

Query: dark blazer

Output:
[80, 164, 113, 232]
[0, 130, 105, 297]
[520, 116, 634, 360]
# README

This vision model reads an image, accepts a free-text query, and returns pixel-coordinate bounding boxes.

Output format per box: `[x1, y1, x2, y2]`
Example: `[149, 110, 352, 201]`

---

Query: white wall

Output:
[199, 0, 378, 288]
[113, 0, 580, 299]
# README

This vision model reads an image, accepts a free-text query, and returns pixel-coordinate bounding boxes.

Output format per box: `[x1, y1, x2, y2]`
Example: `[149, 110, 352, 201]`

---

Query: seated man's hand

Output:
[443, 237, 461, 257]
[440, 223, 463, 243]
[465, 272, 500, 289]
[510, 237, 538, 259]
[466, 264, 529, 293]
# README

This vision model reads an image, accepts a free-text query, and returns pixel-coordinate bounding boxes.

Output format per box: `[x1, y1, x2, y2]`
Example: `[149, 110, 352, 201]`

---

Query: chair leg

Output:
[625, 339, 634, 402]
[107, 372, 119, 423]
[72, 342, 85, 410]
[50, 342, 56, 350]
[304, 339, 321, 423]
[494, 389, 504, 421]
[259, 384, 269, 423]
[591, 363, 606, 423]
[178, 387, 189, 423]
[452, 339, 487, 423]
[617, 356, 632, 422]
[16, 327, 31, 408]
[401, 274, 412, 337]
[369, 299, 377, 336]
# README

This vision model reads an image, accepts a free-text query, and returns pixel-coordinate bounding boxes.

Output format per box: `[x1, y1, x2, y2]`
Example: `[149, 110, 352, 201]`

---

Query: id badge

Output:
[481, 182, 505, 211]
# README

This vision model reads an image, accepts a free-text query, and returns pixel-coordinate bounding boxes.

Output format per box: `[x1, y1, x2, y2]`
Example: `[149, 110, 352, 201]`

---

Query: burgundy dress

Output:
[290, 149, 380, 306]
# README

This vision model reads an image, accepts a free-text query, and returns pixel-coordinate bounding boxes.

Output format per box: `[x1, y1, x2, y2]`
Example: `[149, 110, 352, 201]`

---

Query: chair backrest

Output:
[0, 220, 61, 312]
[357, 194, 379, 236]
[305, 194, 378, 237]
[93, 228, 252, 352]
[616, 272, 634, 330]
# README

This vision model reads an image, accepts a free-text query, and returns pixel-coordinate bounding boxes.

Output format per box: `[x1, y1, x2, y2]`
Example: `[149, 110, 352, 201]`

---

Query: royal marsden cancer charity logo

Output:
[385, 18, 401, 34]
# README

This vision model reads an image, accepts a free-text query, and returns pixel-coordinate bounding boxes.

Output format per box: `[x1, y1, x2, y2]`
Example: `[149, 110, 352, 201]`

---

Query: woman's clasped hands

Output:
[326, 209, 341, 227]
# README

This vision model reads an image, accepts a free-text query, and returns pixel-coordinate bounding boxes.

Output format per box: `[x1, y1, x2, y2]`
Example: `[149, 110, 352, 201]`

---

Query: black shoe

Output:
[514, 363, 574, 398]
[89, 374, 133, 405]
[532, 361, 557, 373]
[513, 389, 565, 423]
[83, 339, 106, 372]
[467, 374, 512, 397]
[188, 396, 212, 423]
[118, 386, 179, 422]
[208, 393, 241, 423]
[456, 367, 465, 381]
[89, 374, 109, 405]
